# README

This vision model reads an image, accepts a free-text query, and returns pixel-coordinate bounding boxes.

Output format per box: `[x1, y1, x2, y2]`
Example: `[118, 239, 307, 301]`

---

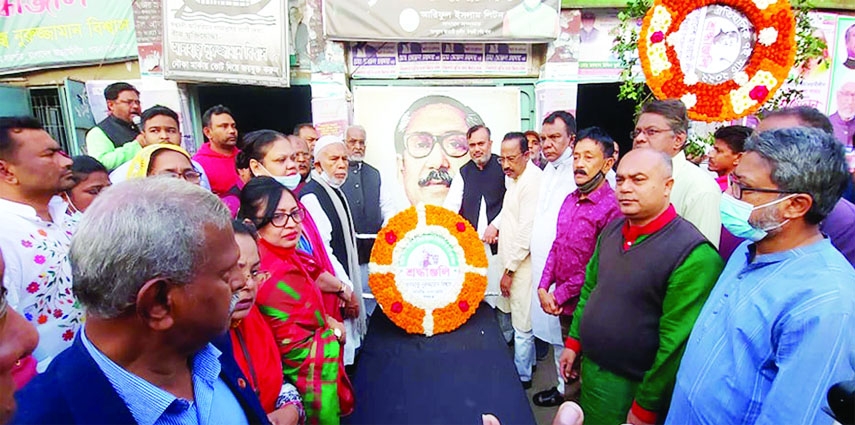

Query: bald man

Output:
[558, 149, 723, 425]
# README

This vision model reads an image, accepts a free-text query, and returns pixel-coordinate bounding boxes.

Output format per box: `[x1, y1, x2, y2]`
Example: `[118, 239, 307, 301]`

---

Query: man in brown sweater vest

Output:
[558, 148, 724, 424]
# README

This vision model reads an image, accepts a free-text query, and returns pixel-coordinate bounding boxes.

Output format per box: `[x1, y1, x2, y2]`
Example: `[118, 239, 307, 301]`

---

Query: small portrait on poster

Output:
[580, 11, 600, 44]
[830, 81, 855, 147]
[843, 23, 855, 70]
[503, 0, 560, 39]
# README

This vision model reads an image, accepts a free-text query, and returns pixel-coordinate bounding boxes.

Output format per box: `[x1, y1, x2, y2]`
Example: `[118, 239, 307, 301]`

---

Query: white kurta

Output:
[497, 162, 542, 331]
[443, 173, 503, 307]
[530, 147, 577, 346]
[671, 151, 722, 247]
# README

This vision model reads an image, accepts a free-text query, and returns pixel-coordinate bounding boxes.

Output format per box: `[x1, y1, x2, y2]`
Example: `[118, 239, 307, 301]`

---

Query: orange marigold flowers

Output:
[368, 204, 487, 336]
[638, 0, 795, 122]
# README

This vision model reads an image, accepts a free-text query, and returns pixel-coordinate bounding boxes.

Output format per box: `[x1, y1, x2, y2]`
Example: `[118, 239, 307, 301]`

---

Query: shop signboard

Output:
[162, 0, 290, 87]
[0, 0, 137, 75]
[325, 0, 560, 42]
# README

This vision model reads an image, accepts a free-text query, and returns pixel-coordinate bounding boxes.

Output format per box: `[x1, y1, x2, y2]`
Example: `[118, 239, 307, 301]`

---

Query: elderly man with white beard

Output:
[300, 135, 366, 365]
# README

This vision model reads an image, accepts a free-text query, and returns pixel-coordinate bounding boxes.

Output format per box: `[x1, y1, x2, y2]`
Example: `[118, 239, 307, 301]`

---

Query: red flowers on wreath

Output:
[456, 222, 466, 232]
[749, 85, 769, 101]
[385, 231, 397, 245]
[650, 31, 664, 43]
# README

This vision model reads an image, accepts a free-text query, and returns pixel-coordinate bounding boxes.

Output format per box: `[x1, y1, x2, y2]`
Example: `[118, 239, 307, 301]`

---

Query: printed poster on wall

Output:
[776, 12, 838, 114]
[0, 0, 137, 75]
[352, 85, 521, 208]
[540, 8, 628, 82]
[535, 82, 578, 131]
[349, 42, 531, 78]
[162, 0, 290, 87]
[829, 16, 855, 146]
[132, 0, 163, 77]
[325, 0, 560, 42]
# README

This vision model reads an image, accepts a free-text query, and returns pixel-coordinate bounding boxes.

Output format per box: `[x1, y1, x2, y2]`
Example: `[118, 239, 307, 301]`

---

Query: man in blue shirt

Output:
[13, 178, 268, 425]
[667, 127, 855, 425]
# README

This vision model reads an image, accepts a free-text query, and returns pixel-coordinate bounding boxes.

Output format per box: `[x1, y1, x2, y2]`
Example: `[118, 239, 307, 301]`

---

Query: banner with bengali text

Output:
[0, 0, 137, 75]
[349, 42, 531, 78]
[162, 0, 289, 87]
[324, 0, 560, 43]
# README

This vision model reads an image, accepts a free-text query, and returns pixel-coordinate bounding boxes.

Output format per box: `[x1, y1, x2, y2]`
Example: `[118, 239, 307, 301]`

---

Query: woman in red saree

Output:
[239, 176, 354, 425]
[237, 130, 361, 326]
[229, 220, 304, 425]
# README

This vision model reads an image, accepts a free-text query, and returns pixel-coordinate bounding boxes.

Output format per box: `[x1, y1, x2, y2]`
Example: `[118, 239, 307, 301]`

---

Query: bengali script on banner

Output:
[162, 0, 289, 87]
[0, 0, 137, 75]
[324, 0, 560, 43]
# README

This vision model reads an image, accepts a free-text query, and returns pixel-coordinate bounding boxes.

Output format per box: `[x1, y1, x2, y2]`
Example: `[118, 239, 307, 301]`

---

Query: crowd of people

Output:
[0, 79, 853, 425]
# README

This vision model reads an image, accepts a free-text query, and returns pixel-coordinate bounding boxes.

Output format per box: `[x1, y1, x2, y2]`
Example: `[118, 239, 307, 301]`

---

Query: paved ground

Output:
[513, 344, 581, 425]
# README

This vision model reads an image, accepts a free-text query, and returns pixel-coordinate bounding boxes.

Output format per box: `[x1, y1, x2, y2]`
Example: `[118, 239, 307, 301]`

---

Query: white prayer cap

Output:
[313, 135, 346, 158]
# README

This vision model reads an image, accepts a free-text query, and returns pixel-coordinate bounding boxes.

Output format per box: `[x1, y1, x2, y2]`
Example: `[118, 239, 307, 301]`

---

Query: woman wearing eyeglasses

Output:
[225, 219, 304, 425]
[124, 144, 204, 184]
[238, 130, 360, 344]
[238, 177, 354, 425]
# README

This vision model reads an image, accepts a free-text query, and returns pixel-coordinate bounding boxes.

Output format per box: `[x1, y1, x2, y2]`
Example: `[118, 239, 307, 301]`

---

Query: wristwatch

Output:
[333, 327, 343, 341]
[504, 269, 515, 277]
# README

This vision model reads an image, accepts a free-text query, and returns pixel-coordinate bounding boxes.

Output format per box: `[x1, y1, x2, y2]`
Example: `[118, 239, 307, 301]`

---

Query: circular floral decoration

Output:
[638, 0, 795, 122]
[369, 204, 487, 336]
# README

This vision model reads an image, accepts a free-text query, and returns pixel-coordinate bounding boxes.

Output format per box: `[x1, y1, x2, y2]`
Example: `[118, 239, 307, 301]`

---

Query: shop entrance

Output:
[196, 84, 313, 136]
[576, 82, 641, 159]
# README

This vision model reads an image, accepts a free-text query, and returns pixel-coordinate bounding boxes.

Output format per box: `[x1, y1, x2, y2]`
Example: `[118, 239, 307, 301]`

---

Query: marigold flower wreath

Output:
[368, 204, 488, 336]
[637, 0, 795, 122]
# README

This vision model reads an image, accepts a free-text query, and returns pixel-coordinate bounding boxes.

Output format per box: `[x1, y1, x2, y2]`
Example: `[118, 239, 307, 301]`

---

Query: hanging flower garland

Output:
[368, 204, 487, 336]
[637, 0, 795, 122]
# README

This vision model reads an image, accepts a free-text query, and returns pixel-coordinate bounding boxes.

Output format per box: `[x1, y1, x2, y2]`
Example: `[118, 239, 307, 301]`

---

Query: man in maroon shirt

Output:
[535, 127, 621, 405]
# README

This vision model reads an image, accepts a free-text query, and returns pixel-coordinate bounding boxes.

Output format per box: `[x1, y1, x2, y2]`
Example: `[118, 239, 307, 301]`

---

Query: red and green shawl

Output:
[256, 238, 354, 425]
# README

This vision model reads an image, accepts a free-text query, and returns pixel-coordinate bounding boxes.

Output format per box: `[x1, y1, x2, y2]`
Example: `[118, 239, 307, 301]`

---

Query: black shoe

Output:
[532, 364, 538, 373]
[532, 387, 565, 407]
[522, 380, 532, 390]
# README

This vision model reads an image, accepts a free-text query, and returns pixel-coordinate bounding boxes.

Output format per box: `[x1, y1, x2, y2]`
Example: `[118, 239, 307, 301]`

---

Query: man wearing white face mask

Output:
[668, 127, 855, 425]
[300, 135, 367, 360]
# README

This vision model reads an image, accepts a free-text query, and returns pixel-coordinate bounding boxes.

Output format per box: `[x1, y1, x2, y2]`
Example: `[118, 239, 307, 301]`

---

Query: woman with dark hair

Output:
[240, 130, 361, 355]
[238, 177, 354, 424]
[62, 155, 111, 215]
[225, 220, 304, 425]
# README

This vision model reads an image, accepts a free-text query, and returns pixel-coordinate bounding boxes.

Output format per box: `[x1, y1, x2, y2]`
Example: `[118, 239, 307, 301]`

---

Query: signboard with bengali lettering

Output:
[349, 42, 531, 78]
[0, 0, 137, 75]
[324, 0, 560, 42]
[162, 0, 290, 87]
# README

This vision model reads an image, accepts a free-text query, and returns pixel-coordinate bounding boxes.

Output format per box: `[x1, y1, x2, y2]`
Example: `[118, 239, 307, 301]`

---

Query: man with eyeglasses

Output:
[394, 95, 485, 206]
[340, 125, 400, 316]
[667, 127, 855, 425]
[300, 136, 366, 365]
[0, 116, 81, 372]
[109, 106, 211, 191]
[632, 99, 721, 247]
[495, 132, 542, 389]
[85, 82, 144, 171]
[291, 135, 312, 188]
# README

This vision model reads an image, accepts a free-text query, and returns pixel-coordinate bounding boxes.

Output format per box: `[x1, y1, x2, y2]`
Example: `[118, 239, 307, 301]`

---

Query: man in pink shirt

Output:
[535, 127, 621, 405]
[192, 105, 242, 215]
